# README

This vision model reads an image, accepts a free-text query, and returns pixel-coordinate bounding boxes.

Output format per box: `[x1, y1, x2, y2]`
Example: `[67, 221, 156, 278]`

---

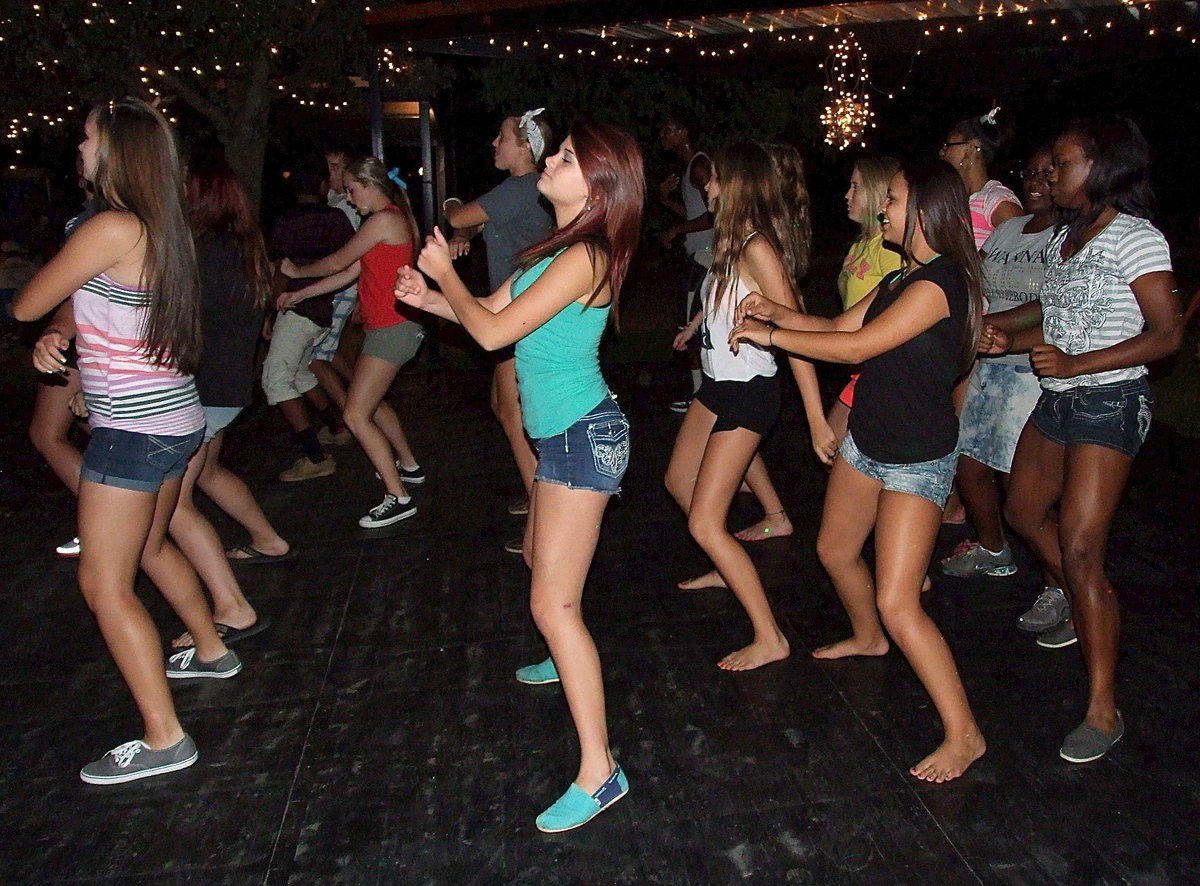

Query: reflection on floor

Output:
[2, 360, 1197, 885]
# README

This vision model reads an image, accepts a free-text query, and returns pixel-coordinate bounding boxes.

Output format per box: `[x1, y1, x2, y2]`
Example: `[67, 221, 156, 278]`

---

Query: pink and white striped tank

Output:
[969, 179, 1022, 249]
[73, 274, 204, 436]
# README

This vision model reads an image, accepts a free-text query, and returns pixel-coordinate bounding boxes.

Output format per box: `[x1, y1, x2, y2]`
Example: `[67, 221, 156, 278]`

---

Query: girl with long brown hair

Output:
[396, 120, 643, 832]
[731, 159, 987, 782]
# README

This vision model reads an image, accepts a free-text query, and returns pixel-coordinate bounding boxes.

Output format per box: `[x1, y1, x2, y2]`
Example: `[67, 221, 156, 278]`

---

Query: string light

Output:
[820, 33, 874, 150]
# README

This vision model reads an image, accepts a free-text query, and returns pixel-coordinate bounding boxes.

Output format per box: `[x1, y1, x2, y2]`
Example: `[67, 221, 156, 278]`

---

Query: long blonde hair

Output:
[708, 141, 801, 312]
[854, 156, 900, 240]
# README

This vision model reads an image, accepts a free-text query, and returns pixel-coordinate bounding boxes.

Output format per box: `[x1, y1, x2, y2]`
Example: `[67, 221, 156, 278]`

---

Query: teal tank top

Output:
[512, 251, 612, 439]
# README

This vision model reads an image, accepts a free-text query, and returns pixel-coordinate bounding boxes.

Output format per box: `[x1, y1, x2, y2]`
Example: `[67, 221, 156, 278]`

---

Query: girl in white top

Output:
[665, 141, 828, 671]
[982, 116, 1182, 763]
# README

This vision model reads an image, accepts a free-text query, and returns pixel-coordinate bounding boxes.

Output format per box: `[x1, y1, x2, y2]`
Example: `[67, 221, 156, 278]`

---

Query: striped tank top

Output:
[73, 273, 204, 436]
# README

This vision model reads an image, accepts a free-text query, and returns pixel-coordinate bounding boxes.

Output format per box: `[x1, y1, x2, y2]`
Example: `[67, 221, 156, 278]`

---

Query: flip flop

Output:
[171, 617, 271, 650]
[226, 544, 296, 565]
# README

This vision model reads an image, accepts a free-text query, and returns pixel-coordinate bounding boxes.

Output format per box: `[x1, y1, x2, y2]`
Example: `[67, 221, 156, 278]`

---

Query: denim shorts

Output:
[1029, 378, 1152, 458]
[202, 406, 243, 442]
[958, 361, 1042, 473]
[81, 426, 204, 492]
[838, 431, 957, 508]
[534, 396, 629, 494]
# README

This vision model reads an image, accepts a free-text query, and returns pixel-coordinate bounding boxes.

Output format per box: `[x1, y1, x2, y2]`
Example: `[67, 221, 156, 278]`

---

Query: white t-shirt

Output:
[1039, 213, 1172, 392]
[699, 267, 777, 383]
[980, 215, 1055, 366]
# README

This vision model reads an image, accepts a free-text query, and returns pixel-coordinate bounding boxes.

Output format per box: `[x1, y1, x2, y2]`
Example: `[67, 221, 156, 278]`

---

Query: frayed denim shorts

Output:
[1029, 378, 1152, 458]
[534, 396, 629, 495]
[838, 431, 957, 508]
[81, 426, 204, 493]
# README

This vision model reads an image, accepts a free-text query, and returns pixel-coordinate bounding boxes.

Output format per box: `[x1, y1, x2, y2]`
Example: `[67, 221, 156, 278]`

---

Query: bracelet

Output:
[768, 326, 775, 347]
[441, 197, 463, 213]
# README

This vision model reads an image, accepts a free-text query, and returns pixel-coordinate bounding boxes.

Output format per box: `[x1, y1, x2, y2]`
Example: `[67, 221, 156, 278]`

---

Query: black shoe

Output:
[358, 494, 417, 528]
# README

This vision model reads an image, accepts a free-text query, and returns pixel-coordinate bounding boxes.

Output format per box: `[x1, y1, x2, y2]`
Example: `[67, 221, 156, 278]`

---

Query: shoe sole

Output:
[166, 662, 244, 680]
[536, 784, 628, 833]
[515, 673, 560, 685]
[358, 505, 417, 528]
[280, 466, 336, 482]
[1017, 620, 1062, 633]
[1036, 635, 1078, 649]
[80, 752, 199, 784]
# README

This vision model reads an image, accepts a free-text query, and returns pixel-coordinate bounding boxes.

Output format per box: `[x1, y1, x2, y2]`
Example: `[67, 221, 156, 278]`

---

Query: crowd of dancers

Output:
[12, 96, 1184, 833]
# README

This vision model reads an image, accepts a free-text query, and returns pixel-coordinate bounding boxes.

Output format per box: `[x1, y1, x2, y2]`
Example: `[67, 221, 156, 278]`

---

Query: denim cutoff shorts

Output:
[81, 426, 204, 492]
[202, 406, 243, 442]
[1029, 378, 1152, 458]
[839, 431, 957, 508]
[534, 396, 629, 494]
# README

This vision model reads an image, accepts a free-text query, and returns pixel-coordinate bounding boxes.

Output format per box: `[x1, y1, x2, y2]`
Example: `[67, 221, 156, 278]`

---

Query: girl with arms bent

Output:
[731, 160, 986, 782]
[15, 99, 239, 783]
[396, 121, 643, 832]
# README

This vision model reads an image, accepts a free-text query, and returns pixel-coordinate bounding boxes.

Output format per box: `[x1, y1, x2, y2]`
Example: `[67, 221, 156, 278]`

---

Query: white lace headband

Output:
[519, 107, 546, 161]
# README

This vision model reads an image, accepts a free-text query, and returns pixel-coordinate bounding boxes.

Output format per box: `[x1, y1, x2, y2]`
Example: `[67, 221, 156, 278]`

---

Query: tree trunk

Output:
[215, 51, 273, 213]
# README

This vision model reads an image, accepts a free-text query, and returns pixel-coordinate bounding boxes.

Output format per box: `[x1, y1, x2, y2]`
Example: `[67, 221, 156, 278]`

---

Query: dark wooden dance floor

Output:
[1, 345, 1198, 885]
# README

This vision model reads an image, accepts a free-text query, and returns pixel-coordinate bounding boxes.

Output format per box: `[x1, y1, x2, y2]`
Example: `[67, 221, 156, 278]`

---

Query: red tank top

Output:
[359, 206, 416, 330]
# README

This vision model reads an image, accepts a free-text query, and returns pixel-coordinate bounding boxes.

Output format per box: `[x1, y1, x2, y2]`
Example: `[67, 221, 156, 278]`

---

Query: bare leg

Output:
[198, 430, 289, 557]
[30, 370, 84, 495]
[826, 399, 850, 448]
[1005, 424, 1068, 591]
[873, 491, 986, 782]
[169, 442, 257, 647]
[528, 480, 617, 793]
[733, 454, 794, 542]
[956, 453, 1008, 552]
[369, 399, 418, 469]
[311, 359, 349, 411]
[813, 457, 889, 659]
[492, 357, 537, 495]
[666, 402, 726, 591]
[343, 354, 409, 499]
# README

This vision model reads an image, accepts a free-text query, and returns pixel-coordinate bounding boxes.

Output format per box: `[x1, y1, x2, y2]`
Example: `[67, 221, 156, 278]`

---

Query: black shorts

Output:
[695, 373, 780, 436]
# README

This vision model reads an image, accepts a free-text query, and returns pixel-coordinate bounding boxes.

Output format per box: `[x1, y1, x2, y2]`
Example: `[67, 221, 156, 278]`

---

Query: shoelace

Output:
[110, 740, 145, 768]
[370, 495, 398, 517]
[1031, 590, 1060, 612]
[168, 648, 196, 670]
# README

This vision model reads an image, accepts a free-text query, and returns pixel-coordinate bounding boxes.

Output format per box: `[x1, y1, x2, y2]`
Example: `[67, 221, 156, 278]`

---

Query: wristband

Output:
[768, 326, 775, 347]
[442, 197, 464, 213]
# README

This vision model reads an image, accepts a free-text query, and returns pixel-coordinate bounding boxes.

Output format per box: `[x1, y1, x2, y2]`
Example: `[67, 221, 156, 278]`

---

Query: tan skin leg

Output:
[733, 455, 794, 543]
[873, 490, 986, 782]
[813, 457, 889, 659]
[169, 441, 257, 647]
[527, 480, 618, 793]
[77, 476, 226, 749]
[30, 369, 84, 495]
[199, 430, 290, 558]
[342, 353, 414, 500]
[665, 400, 789, 670]
[955, 453, 1008, 553]
[491, 357, 537, 496]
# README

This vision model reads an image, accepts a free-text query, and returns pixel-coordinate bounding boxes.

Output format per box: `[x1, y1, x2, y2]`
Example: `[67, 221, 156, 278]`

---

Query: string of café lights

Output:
[4, 0, 1198, 164]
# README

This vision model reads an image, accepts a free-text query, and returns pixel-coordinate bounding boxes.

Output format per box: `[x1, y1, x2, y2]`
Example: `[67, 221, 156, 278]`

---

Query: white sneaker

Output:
[56, 536, 81, 557]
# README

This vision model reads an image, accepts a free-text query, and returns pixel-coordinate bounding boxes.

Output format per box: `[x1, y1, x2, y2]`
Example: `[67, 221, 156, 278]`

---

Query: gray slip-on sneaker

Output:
[1060, 714, 1124, 763]
[80, 735, 198, 784]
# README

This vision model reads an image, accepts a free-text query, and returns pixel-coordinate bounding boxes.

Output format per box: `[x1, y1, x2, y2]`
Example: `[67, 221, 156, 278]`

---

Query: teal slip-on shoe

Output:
[536, 765, 629, 833]
[515, 657, 559, 685]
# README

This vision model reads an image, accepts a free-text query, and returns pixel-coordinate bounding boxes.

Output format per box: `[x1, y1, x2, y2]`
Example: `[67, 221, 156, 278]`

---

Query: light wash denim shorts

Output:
[534, 396, 629, 495]
[958, 360, 1042, 473]
[838, 431, 957, 508]
[81, 427, 204, 493]
[1029, 378, 1152, 459]
[202, 406, 243, 442]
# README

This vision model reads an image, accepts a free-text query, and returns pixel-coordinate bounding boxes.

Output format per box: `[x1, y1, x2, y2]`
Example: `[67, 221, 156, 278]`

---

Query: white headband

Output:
[519, 108, 546, 161]
[980, 106, 1000, 126]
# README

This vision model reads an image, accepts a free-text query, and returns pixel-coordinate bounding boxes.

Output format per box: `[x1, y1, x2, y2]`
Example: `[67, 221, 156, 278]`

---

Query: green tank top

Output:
[512, 251, 611, 438]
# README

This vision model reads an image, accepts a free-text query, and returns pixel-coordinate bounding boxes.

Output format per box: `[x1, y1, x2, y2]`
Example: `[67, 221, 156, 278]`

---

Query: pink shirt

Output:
[969, 180, 1022, 249]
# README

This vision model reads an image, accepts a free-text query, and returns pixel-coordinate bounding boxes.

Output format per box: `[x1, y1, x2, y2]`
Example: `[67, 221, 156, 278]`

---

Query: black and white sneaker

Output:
[373, 460, 425, 485]
[358, 494, 417, 528]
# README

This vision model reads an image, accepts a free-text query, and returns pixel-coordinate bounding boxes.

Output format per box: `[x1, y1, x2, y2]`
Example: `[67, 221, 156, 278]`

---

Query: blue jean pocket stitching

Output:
[586, 417, 630, 480]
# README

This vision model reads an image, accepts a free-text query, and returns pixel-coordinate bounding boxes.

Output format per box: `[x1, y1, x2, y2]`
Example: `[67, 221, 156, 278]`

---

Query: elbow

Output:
[1162, 323, 1185, 358]
[11, 296, 40, 323]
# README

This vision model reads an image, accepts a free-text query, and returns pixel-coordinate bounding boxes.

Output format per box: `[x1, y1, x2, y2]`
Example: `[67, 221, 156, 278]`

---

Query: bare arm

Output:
[277, 263, 360, 310]
[443, 199, 490, 230]
[281, 211, 397, 279]
[990, 200, 1024, 229]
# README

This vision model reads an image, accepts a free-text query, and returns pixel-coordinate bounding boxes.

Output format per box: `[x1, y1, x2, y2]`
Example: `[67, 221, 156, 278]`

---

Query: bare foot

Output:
[677, 569, 727, 591]
[734, 511, 793, 543]
[812, 635, 890, 659]
[718, 636, 790, 671]
[910, 732, 986, 783]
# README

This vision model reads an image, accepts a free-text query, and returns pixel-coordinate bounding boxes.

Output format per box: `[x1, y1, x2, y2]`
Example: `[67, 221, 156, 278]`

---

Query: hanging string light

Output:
[820, 33, 875, 150]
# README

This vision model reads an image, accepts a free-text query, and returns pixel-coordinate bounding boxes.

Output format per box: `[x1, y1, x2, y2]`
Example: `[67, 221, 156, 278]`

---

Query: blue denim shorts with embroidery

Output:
[81, 426, 204, 492]
[1029, 378, 1152, 458]
[534, 396, 629, 494]
[838, 431, 957, 508]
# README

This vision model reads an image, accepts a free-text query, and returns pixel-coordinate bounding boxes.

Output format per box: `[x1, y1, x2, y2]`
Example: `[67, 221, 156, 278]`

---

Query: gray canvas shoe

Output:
[1060, 714, 1124, 763]
[80, 735, 198, 784]
[166, 648, 242, 679]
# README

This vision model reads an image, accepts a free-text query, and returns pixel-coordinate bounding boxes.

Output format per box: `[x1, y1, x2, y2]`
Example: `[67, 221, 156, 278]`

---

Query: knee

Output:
[1059, 532, 1105, 583]
[1003, 498, 1036, 539]
[342, 405, 370, 433]
[816, 532, 853, 574]
[687, 511, 723, 549]
[877, 593, 919, 637]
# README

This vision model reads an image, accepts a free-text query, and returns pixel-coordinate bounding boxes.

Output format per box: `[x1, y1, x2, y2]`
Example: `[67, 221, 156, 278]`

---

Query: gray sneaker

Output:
[80, 734, 198, 784]
[1060, 713, 1124, 763]
[1017, 586, 1070, 633]
[941, 540, 1017, 577]
[1036, 619, 1078, 649]
[166, 648, 242, 679]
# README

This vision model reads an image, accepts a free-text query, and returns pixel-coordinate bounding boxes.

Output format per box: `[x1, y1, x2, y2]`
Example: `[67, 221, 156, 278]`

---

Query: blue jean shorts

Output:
[838, 431, 957, 508]
[534, 396, 629, 494]
[1029, 378, 1152, 458]
[202, 406, 243, 442]
[81, 426, 204, 492]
